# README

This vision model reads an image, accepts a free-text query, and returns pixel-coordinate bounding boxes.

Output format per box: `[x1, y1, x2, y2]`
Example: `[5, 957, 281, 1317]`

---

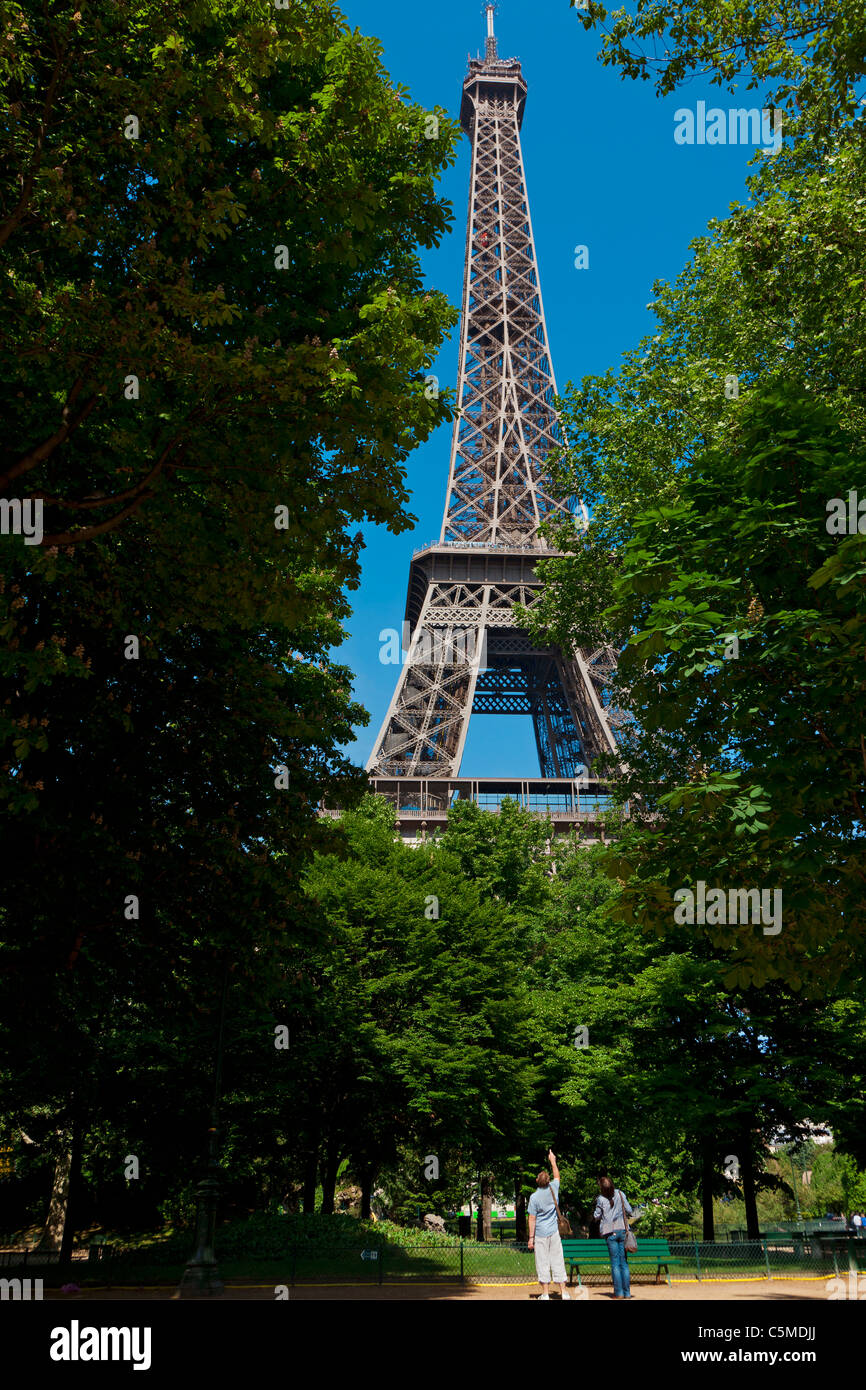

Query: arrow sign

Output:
[360, 1249, 379, 1261]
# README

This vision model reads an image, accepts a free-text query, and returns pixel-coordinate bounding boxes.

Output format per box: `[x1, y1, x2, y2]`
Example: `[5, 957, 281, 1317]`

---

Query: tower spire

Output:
[484, 3, 497, 63]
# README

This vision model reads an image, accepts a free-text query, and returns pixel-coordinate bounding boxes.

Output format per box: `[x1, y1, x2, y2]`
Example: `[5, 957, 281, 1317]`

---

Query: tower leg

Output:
[367, 586, 488, 778]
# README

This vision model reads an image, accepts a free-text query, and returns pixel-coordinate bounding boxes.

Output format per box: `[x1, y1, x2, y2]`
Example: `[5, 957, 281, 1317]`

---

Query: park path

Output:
[40, 1278, 830, 1302]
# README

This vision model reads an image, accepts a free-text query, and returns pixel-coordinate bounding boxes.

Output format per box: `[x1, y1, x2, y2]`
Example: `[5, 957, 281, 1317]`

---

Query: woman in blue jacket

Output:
[592, 1177, 634, 1299]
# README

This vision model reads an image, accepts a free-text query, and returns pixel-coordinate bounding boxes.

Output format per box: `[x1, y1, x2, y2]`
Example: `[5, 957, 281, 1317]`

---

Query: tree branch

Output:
[40, 436, 185, 545]
[0, 391, 102, 489]
[42, 493, 157, 546]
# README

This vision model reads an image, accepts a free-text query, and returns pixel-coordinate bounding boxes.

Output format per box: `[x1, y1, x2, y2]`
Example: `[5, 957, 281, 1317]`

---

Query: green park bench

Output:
[560, 1238, 683, 1287]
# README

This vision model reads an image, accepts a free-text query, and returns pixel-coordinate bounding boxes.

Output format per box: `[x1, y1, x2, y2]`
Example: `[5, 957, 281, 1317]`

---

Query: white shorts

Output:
[534, 1232, 566, 1283]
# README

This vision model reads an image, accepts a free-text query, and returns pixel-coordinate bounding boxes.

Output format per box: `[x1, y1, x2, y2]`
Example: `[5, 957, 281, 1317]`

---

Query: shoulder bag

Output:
[551, 1185, 572, 1238]
[619, 1190, 637, 1252]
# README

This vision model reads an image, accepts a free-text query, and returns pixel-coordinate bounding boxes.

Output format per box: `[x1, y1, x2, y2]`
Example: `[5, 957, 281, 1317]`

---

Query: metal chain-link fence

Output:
[2, 1236, 860, 1287]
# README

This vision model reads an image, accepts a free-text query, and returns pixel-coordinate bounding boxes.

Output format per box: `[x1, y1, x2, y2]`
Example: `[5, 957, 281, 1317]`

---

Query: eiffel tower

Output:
[366, 7, 620, 839]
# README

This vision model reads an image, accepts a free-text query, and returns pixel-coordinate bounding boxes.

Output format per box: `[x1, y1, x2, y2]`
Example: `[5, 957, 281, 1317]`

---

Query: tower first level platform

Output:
[354, 776, 619, 844]
[365, 540, 619, 787]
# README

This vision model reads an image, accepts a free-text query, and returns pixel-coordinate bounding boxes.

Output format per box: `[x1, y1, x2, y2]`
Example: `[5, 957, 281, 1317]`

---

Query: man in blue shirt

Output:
[528, 1150, 572, 1300]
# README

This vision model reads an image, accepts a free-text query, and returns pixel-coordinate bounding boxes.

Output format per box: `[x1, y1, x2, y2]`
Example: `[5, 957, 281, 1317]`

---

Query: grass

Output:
[10, 1209, 852, 1287]
[39, 1239, 845, 1290]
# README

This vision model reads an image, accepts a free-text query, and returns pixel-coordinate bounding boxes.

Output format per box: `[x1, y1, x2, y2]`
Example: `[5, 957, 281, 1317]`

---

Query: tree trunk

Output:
[36, 1140, 73, 1252]
[302, 1145, 319, 1215]
[700, 1136, 716, 1242]
[515, 1187, 527, 1243]
[320, 1142, 339, 1215]
[476, 1174, 492, 1242]
[740, 1127, 760, 1240]
[59, 1116, 84, 1264]
[360, 1168, 374, 1220]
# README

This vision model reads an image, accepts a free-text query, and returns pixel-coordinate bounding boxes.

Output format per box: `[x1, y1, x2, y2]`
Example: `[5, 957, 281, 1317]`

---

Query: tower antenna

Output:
[483, 2, 498, 62]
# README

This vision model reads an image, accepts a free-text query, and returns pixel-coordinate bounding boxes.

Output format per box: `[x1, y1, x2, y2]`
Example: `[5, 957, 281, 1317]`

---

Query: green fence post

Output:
[763, 1241, 771, 1279]
[460, 1240, 464, 1282]
[694, 1242, 701, 1281]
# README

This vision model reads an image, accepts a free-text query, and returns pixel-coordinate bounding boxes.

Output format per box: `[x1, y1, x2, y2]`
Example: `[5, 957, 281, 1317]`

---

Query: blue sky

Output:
[336, 0, 772, 775]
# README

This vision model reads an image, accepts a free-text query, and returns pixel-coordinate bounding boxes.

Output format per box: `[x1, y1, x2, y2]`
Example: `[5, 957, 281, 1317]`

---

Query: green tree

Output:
[523, 83, 866, 989]
[2, 0, 456, 554]
[0, 0, 460, 1251]
[576, 0, 866, 130]
[527, 114, 866, 658]
[528, 836, 864, 1238]
[600, 390, 866, 989]
[291, 797, 540, 1216]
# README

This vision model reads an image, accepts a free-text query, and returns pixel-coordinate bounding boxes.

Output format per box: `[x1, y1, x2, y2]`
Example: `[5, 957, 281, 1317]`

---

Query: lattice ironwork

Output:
[366, 10, 620, 789]
[440, 26, 577, 548]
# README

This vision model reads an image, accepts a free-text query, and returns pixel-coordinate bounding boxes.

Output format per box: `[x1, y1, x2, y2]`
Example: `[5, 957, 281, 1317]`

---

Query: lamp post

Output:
[179, 961, 229, 1295]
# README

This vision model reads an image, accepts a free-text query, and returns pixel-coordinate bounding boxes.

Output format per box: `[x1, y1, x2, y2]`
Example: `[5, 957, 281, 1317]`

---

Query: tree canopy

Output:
[0, 0, 459, 1249]
[525, 14, 866, 990]
[576, 0, 866, 128]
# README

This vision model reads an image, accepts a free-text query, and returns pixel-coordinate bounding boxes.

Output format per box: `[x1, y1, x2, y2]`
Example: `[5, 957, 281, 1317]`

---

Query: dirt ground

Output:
[41, 1277, 832, 1301]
